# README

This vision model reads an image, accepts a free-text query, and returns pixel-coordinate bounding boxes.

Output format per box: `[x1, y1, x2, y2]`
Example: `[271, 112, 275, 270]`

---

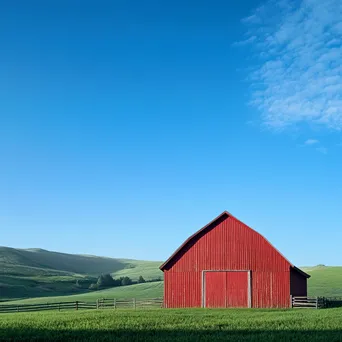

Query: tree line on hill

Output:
[81, 274, 162, 291]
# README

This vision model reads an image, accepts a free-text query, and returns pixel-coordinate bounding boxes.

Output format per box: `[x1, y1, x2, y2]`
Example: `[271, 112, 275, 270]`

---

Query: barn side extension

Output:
[160, 211, 310, 309]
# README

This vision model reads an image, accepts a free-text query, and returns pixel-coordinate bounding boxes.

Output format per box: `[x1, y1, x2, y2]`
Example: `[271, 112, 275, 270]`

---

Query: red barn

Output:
[160, 211, 310, 308]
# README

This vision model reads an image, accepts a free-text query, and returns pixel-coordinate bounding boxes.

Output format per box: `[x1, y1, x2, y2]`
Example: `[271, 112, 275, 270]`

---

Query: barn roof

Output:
[159, 211, 310, 278]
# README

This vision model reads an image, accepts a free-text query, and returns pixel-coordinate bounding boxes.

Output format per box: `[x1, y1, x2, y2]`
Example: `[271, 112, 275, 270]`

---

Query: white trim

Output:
[248, 270, 252, 308]
[202, 270, 252, 308]
[201, 270, 206, 308]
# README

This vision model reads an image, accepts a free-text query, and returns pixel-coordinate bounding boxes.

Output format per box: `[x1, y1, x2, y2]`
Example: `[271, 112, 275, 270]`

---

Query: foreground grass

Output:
[0, 281, 163, 305]
[0, 308, 342, 341]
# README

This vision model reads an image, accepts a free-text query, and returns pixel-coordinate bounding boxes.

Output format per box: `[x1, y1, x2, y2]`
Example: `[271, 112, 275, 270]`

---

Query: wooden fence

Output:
[1, 296, 341, 313]
[0, 298, 163, 314]
[97, 298, 163, 309]
[291, 296, 325, 309]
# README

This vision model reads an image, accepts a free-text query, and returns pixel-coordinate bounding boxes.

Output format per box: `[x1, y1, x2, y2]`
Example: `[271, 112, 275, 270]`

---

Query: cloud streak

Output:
[239, 0, 342, 130]
[305, 139, 319, 145]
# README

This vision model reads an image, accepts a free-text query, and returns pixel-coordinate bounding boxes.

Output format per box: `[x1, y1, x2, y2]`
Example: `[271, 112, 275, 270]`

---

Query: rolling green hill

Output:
[111, 260, 163, 281]
[0, 247, 163, 300]
[303, 266, 342, 297]
[0, 246, 161, 275]
[0, 281, 164, 305]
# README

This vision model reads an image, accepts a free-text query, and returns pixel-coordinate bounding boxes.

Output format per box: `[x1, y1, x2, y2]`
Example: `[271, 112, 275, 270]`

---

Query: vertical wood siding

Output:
[204, 271, 249, 308]
[226, 271, 249, 308]
[252, 271, 290, 308]
[205, 272, 227, 308]
[164, 271, 201, 308]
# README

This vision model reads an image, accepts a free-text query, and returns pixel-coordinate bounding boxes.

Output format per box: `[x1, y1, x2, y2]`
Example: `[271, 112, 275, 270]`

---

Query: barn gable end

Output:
[161, 211, 309, 309]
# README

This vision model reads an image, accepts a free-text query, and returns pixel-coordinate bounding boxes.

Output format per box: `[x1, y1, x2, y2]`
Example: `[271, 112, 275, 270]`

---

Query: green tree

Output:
[138, 276, 146, 283]
[121, 276, 133, 286]
[96, 274, 115, 288]
[112, 278, 122, 287]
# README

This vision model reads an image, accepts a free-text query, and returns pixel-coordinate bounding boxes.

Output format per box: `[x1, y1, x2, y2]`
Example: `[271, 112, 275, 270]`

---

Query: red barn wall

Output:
[163, 215, 292, 308]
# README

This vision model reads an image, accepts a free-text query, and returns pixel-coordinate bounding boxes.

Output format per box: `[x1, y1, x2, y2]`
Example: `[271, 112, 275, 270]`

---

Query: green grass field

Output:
[111, 260, 162, 281]
[0, 247, 163, 300]
[303, 266, 342, 297]
[0, 281, 163, 305]
[0, 308, 342, 341]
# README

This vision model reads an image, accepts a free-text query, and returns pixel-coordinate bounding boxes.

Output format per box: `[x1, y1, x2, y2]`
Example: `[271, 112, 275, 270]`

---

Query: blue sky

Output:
[1, 0, 342, 266]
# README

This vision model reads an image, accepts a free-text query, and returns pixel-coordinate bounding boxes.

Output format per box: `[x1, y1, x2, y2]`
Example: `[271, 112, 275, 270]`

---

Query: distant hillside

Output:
[302, 266, 342, 297]
[1, 246, 137, 275]
[1, 281, 164, 305]
[0, 247, 163, 300]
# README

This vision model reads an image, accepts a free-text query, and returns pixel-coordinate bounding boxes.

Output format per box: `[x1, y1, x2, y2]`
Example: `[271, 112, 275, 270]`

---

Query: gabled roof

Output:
[159, 211, 310, 278]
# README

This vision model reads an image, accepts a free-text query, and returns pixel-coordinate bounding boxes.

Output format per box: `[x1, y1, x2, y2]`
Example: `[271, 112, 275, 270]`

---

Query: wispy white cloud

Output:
[305, 139, 319, 145]
[232, 35, 257, 47]
[238, 0, 342, 130]
[241, 14, 261, 25]
[302, 138, 327, 153]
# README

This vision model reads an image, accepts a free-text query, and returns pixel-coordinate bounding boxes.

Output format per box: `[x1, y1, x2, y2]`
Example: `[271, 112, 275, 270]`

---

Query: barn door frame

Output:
[201, 270, 252, 308]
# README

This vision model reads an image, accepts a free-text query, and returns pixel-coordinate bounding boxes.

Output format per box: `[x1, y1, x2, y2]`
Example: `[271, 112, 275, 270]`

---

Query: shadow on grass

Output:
[0, 328, 341, 341]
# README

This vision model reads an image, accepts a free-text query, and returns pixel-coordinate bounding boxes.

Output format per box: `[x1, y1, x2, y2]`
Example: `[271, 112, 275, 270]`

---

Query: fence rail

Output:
[0, 298, 163, 314]
[1, 296, 341, 313]
[97, 298, 163, 309]
[292, 296, 325, 309]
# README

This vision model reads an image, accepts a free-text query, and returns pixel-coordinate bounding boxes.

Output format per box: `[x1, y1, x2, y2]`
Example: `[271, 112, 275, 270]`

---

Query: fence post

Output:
[290, 295, 293, 308]
[133, 298, 136, 310]
[96, 299, 99, 309]
[17, 306, 19, 313]
[316, 297, 318, 309]
[59, 303, 61, 312]
[76, 301, 79, 311]
[114, 298, 116, 310]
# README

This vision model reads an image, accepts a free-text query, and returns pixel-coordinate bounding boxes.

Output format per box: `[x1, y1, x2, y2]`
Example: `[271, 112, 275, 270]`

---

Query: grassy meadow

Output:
[0, 281, 163, 305]
[0, 247, 162, 301]
[303, 266, 342, 297]
[1, 308, 342, 341]
[111, 260, 163, 281]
